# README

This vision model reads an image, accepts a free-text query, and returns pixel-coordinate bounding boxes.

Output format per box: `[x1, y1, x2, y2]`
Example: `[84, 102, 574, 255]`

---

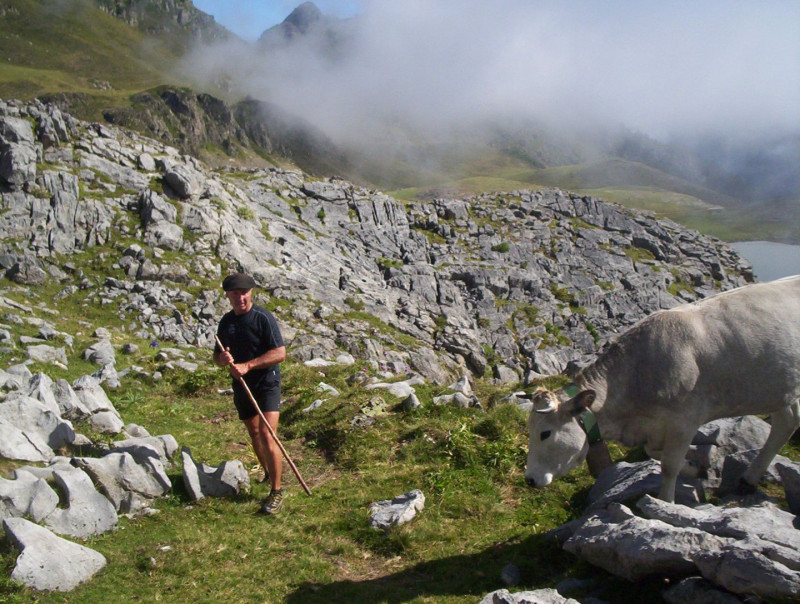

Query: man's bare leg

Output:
[244, 411, 282, 492]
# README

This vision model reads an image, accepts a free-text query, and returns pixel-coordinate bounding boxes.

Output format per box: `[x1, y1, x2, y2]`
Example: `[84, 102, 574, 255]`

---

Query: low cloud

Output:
[185, 0, 800, 149]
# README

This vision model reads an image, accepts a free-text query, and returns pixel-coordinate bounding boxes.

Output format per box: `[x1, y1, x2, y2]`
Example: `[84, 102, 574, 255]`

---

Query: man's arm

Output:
[227, 346, 286, 379]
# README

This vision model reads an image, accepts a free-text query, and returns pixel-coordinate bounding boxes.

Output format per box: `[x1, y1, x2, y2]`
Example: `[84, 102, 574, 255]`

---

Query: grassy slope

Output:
[389, 155, 797, 243]
[0, 0, 188, 118]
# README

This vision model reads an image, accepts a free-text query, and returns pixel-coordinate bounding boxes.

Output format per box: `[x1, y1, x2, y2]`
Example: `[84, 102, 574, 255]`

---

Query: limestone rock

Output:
[42, 466, 118, 538]
[478, 588, 580, 604]
[0, 396, 75, 462]
[0, 469, 59, 522]
[3, 517, 107, 592]
[72, 451, 171, 514]
[368, 489, 425, 532]
[181, 446, 249, 500]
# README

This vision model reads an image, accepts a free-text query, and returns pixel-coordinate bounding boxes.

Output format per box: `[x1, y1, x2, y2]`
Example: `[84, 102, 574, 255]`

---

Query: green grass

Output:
[0, 0, 197, 119]
[0, 278, 690, 604]
[4, 322, 796, 603]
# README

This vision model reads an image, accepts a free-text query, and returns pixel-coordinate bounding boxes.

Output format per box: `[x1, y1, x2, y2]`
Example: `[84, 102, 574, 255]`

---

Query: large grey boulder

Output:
[82, 339, 116, 367]
[163, 162, 204, 198]
[693, 546, 800, 600]
[0, 469, 59, 523]
[72, 451, 171, 514]
[3, 517, 106, 592]
[662, 577, 744, 604]
[42, 467, 118, 538]
[0, 116, 37, 188]
[3, 518, 106, 592]
[0, 396, 75, 461]
[562, 495, 800, 600]
[638, 495, 800, 599]
[111, 434, 180, 469]
[368, 489, 425, 532]
[25, 343, 68, 366]
[587, 460, 702, 510]
[563, 502, 726, 581]
[775, 461, 800, 515]
[181, 446, 250, 501]
[71, 375, 124, 433]
[689, 416, 771, 489]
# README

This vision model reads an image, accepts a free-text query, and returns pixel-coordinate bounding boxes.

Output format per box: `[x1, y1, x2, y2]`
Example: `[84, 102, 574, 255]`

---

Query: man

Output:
[213, 272, 287, 515]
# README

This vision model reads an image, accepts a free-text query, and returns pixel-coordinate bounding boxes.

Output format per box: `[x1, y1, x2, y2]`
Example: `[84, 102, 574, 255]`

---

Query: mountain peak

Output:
[259, 2, 323, 43]
[284, 2, 323, 33]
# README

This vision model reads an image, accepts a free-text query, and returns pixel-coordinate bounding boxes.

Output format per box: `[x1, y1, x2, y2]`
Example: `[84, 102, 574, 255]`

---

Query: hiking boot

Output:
[259, 489, 283, 515]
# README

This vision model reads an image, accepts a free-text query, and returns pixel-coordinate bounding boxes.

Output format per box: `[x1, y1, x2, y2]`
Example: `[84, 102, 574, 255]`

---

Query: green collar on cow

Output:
[578, 409, 602, 444]
[564, 383, 602, 445]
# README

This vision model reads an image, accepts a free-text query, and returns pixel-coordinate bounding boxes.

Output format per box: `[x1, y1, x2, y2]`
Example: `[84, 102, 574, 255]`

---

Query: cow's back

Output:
[581, 276, 800, 434]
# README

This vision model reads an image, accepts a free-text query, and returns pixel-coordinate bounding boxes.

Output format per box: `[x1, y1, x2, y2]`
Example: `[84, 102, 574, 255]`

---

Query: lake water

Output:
[731, 241, 800, 282]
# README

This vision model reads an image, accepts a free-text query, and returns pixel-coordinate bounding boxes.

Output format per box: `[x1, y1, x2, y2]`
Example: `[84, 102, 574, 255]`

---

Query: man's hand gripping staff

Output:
[214, 334, 312, 496]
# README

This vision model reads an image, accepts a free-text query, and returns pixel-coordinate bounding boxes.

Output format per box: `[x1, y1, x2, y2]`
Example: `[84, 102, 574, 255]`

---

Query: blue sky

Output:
[193, 0, 361, 40]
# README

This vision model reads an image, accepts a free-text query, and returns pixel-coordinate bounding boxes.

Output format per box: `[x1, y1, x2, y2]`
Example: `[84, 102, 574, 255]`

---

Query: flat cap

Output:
[222, 273, 257, 291]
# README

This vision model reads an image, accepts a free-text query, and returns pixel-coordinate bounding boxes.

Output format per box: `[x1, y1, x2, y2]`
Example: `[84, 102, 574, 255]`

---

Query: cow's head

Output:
[523, 387, 596, 488]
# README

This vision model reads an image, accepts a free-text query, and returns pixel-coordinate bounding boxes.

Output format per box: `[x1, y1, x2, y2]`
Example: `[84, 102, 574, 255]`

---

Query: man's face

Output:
[226, 288, 253, 315]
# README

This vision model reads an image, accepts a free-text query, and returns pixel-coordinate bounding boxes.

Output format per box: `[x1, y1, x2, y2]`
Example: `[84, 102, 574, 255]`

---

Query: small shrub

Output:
[491, 242, 510, 253]
[176, 369, 222, 396]
[377, 256, 403, 270]
[344, 296, 365, 311]
[236, 205, 255, 220]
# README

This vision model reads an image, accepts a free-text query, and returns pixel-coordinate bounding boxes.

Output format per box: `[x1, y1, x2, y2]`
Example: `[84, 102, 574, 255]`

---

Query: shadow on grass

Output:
[284, 532, 660, 604]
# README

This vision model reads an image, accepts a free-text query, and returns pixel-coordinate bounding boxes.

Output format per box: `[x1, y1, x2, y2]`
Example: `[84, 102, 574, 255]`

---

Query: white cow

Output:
[524, 275, 800, 502]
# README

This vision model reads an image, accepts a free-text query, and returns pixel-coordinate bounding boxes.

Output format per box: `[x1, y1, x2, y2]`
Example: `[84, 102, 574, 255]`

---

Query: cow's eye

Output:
[540, 430, 551, 441]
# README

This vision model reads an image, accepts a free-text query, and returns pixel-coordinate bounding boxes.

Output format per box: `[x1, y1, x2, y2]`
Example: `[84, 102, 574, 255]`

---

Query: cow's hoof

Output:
[736, 477, 757, 495]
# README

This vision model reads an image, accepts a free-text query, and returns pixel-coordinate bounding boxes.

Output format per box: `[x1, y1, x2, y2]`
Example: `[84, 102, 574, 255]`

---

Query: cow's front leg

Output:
[656, 428, 696, 503]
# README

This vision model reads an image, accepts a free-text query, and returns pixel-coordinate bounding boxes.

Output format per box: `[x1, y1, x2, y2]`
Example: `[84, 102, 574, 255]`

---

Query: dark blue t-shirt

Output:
[216, 304, 284, 393]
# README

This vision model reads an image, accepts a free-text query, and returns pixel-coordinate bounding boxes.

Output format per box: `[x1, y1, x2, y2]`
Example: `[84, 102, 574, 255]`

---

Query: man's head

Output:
[222, 273, 256, 315]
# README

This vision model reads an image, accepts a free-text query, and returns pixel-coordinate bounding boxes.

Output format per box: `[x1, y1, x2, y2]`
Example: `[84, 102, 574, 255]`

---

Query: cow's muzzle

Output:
[524, 473, 552, 488]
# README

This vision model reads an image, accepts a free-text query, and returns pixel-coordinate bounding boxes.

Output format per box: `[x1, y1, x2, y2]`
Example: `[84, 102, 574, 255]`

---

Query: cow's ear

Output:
[569, 390, 596, 415]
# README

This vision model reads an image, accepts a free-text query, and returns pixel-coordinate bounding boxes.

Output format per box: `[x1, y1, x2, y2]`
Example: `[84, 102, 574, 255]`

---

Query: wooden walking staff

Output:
[214, 335, 312, 496]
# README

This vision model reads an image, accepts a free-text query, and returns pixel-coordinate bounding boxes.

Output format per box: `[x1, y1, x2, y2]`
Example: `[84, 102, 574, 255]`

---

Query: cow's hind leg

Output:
[739, 401, 800, 493]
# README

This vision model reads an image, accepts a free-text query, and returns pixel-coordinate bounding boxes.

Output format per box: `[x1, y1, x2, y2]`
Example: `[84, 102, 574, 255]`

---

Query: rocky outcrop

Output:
[0, 98, 753, 387]
[94, 0, 233, 45]
[100, 88, 350, 177]
[538, 417, 800, 602]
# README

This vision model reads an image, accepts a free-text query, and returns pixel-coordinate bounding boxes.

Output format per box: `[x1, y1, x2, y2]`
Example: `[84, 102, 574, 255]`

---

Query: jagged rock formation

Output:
[97, 87, 350, 176]
[0, 97, 752, 385]
[94, 0, 233, 45]
[260, 1, 324, 42]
